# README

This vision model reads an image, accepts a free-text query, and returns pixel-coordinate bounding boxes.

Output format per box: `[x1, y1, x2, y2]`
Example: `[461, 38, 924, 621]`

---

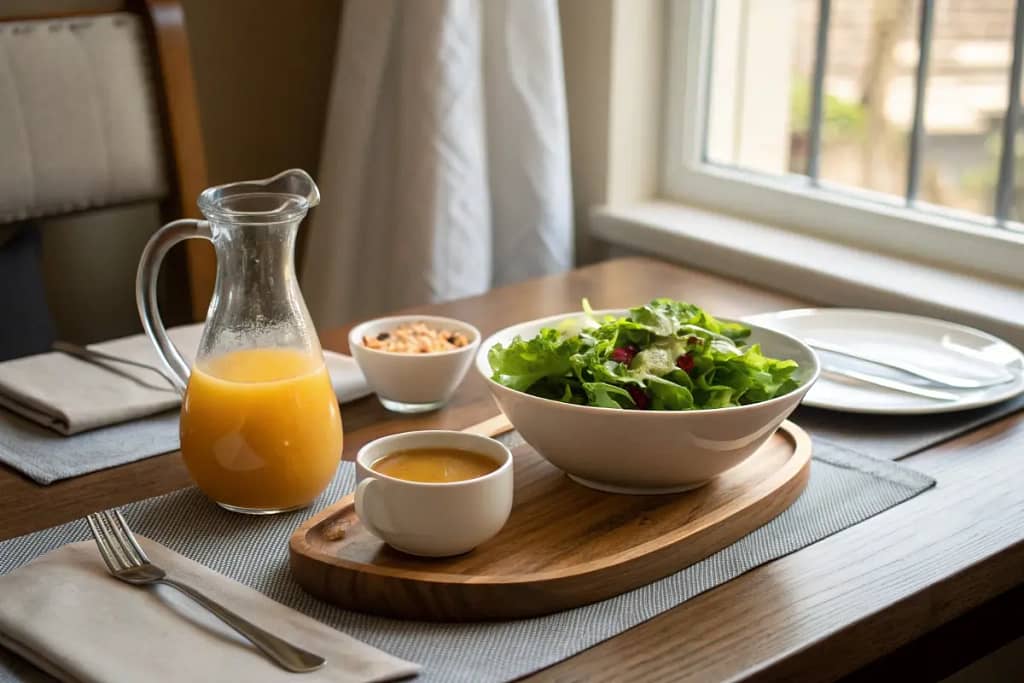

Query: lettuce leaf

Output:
[487, 328, 581, 392]
[582, 381, 634, 409]
[488, 298, 799, 410]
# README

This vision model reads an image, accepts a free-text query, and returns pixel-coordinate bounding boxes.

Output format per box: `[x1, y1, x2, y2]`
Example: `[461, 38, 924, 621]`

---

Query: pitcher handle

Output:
[136, 219, 213, 394]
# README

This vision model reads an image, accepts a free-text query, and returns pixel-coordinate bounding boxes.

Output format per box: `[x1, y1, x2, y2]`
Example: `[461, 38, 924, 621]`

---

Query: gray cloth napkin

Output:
[0, 324, 370, 435]
[0, 538, 419, 683]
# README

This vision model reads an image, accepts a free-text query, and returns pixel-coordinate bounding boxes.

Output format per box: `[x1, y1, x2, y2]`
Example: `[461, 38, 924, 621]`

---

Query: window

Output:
[662, 0, 1024, 283]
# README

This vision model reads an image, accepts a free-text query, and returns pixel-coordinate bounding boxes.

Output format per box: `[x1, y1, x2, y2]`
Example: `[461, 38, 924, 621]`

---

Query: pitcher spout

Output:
[198, 169, 320, 224]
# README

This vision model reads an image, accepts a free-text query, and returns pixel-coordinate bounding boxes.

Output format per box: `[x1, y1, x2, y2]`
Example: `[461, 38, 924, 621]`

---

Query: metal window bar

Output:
[905, 0, 935, 204]
[707, 0, 1024, 230]
[995, 0, 1024, 223]
[805, 0, 831, 183]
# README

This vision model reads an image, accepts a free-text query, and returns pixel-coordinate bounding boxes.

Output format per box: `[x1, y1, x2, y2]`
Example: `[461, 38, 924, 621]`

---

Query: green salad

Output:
[488, 298, 800, 410]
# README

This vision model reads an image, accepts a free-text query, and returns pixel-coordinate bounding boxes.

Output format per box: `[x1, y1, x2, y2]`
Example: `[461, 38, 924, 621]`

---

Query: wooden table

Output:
[2, 257, 1022, 681]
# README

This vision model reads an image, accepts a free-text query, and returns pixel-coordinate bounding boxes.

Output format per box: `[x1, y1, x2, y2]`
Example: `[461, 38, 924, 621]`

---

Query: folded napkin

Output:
[0, 324, 371, 435]
[0, 539, 419, 683]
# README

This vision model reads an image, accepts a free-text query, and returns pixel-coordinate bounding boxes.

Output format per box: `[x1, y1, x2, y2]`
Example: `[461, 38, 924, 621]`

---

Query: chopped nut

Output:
[322, 519, 347, 541]
[363, 322, 470, 353]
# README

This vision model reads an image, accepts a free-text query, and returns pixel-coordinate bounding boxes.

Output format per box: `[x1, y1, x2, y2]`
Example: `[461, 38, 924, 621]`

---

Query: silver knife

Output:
[822, 366, 960, 401]
[52, 340, 178, 391]
[805, 337, 1014, 389]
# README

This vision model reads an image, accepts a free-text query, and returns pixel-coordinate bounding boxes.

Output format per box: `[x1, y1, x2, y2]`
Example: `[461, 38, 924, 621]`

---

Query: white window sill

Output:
[591, 201, 1024, 348]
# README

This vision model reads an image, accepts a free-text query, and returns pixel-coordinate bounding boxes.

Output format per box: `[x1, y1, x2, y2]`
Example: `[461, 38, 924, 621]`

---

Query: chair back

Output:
[0, 1, 212, 357]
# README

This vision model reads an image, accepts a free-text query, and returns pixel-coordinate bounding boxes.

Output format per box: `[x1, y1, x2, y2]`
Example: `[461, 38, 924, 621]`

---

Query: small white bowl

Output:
[475, 309, 819, 494]
[349, 315, 481, 413]
[355, 430, 513, 557]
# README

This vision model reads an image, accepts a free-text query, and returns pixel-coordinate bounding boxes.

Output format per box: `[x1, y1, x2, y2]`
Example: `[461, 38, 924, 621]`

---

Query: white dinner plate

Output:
[743, 309, 1024, 415]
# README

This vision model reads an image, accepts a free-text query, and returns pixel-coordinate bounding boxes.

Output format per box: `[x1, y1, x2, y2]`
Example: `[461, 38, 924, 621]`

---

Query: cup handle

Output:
[136, 219, 213, 394]
[354, 477, 392, 541]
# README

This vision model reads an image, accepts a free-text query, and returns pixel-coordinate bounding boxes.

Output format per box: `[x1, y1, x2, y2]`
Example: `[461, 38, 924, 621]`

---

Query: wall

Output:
[182, 0, 339, 188]
[559, 0, 665, 266]
[182, 0, 340, 287]
[559, 0, 615, 266]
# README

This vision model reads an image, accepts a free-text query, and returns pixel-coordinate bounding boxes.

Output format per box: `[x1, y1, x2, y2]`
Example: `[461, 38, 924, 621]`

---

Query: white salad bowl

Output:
[475, 310, 820, 494]
[350, 315, 481, 413]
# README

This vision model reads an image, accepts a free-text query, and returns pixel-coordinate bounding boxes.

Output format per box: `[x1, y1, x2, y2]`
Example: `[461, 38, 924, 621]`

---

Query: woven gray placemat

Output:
[0, 409, 179, 485]
[0, 433, 934, 683]
[0, 353, 370, 485]
[794, 393, 1024, 461]
[4, 390, 1018, 486]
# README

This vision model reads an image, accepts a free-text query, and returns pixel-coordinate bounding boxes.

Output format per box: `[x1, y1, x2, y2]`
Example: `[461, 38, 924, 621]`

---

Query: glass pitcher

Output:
[136, 169, 343, 515]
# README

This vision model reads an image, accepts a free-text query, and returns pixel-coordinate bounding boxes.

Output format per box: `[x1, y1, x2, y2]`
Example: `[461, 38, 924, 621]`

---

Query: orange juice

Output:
[180, 348, 343, 512]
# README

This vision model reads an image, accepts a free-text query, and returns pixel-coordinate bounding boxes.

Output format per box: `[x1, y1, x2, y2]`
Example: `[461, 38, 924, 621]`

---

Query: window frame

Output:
[661, 0, 1024, 285]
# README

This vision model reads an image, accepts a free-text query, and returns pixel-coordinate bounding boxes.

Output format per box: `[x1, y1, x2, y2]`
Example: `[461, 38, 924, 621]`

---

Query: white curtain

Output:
[301, 0, 574, 328]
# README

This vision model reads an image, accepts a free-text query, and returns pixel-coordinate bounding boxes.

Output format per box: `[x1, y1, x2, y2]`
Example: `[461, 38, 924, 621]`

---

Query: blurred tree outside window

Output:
[706, 0, 1021, 225]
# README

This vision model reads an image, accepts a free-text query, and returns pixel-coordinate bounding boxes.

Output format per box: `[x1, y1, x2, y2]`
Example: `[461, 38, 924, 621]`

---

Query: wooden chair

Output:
[0, 0, 214, 357]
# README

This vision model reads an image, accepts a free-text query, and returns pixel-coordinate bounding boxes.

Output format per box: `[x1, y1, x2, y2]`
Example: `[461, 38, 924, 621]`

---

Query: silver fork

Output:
[86, 510, 325, 673]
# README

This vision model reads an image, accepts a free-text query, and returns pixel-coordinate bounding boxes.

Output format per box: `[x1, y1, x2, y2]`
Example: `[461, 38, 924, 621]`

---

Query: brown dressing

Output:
[371, 448, 499, 483]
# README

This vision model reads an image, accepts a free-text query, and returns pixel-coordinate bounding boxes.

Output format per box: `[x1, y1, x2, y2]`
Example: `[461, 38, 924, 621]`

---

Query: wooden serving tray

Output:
[289, 416, 811, 621]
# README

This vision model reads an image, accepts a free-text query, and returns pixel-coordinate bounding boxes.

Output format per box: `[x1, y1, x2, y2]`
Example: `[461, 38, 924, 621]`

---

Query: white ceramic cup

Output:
[354, 430, 514, 557]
